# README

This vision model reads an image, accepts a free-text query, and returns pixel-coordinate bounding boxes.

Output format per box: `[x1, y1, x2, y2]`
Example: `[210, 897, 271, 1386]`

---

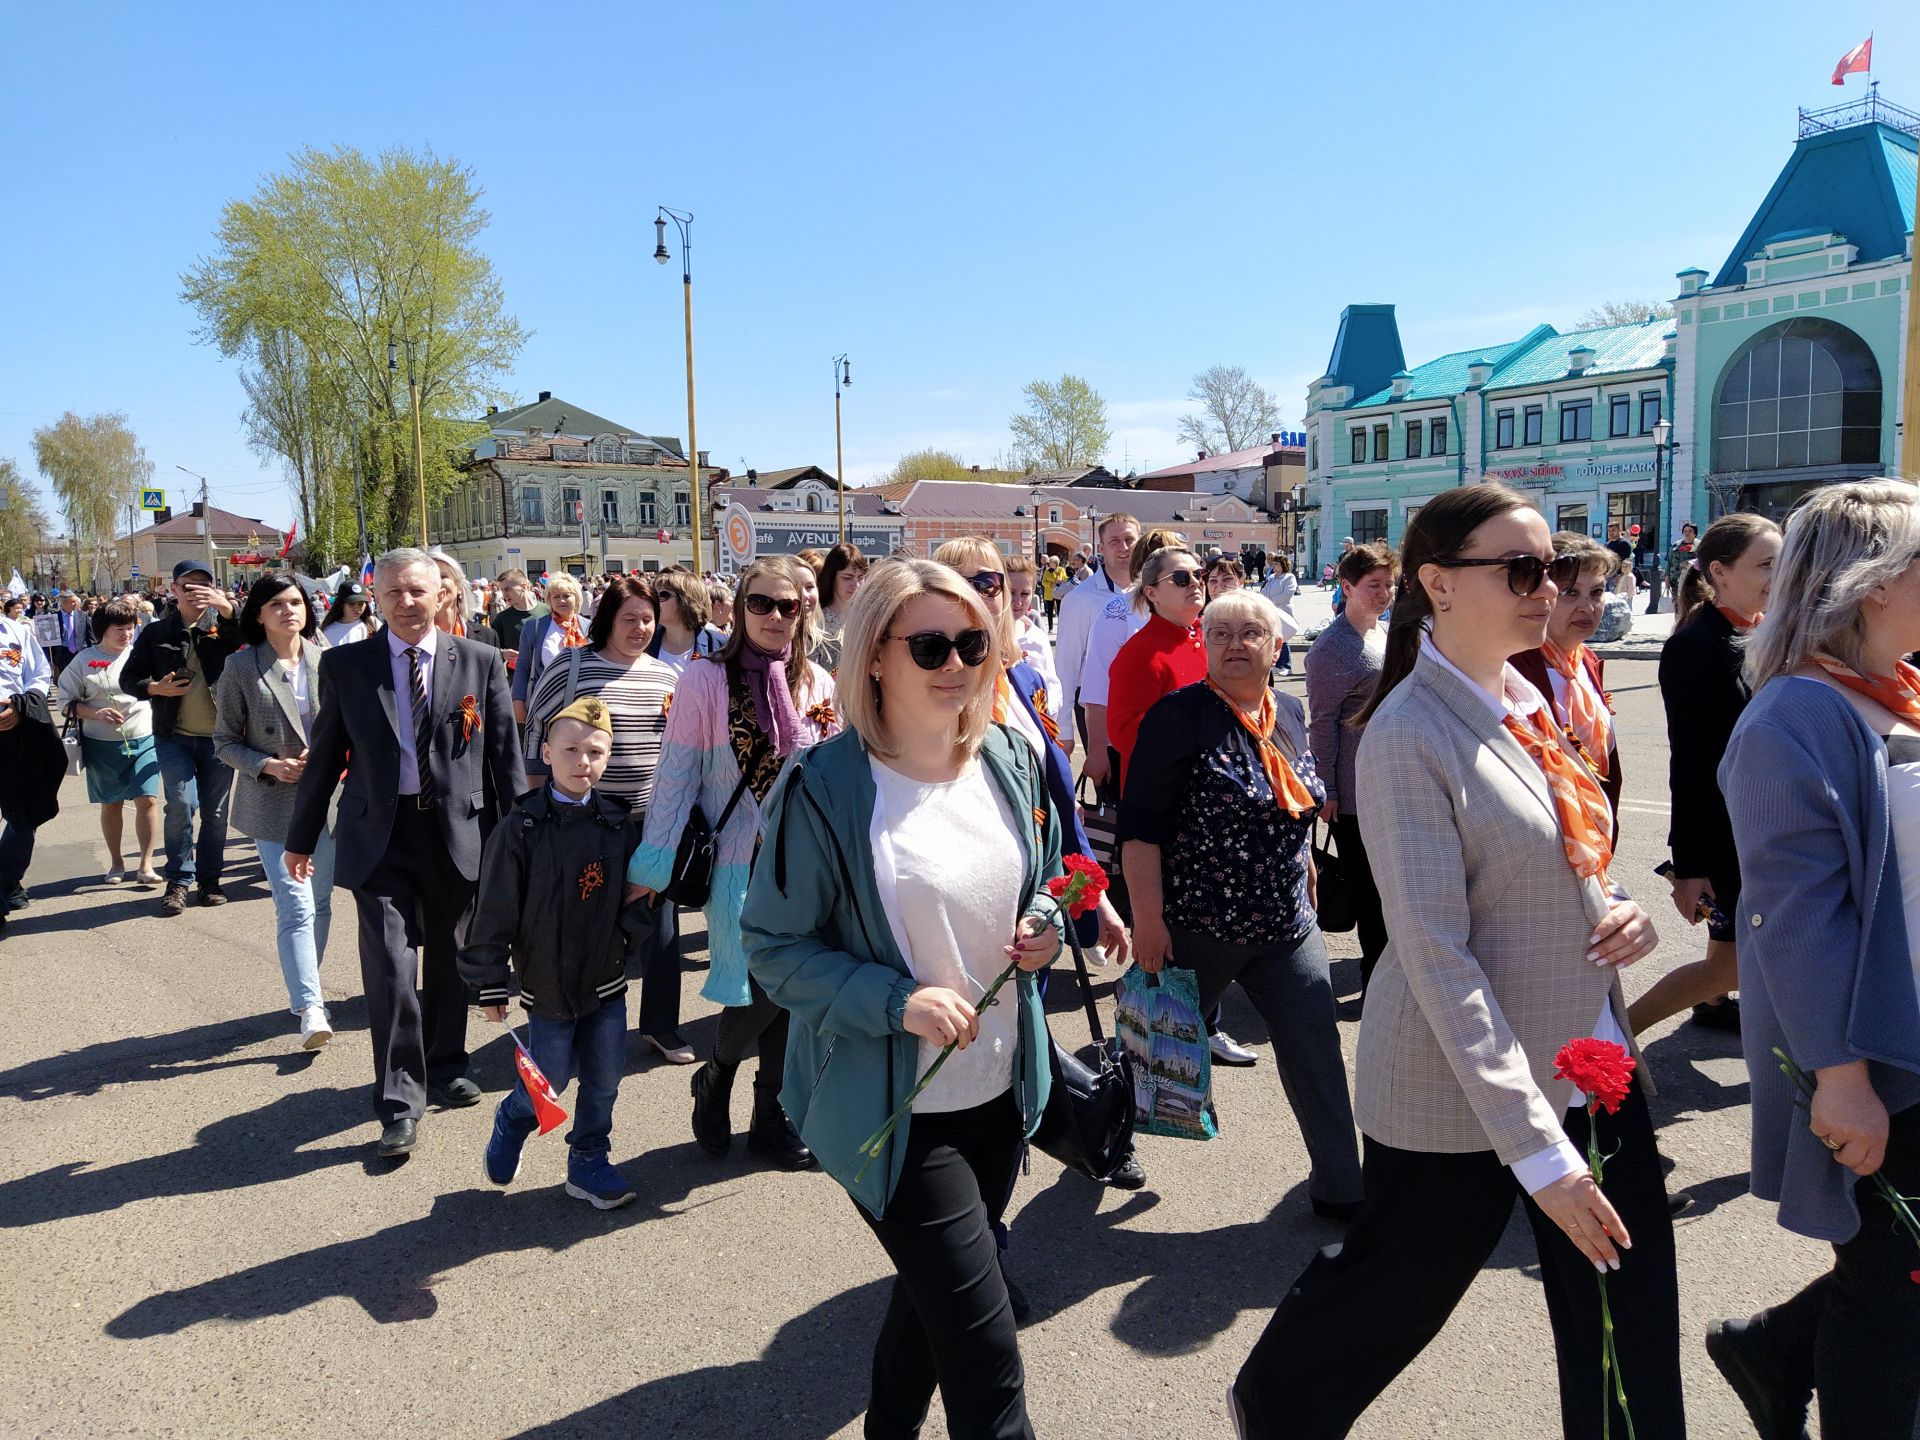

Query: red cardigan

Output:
[1108, 612, 1208, 786]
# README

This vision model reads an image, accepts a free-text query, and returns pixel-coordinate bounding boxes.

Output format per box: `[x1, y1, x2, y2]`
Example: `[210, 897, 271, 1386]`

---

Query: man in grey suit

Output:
[284, 548, 525, 1158]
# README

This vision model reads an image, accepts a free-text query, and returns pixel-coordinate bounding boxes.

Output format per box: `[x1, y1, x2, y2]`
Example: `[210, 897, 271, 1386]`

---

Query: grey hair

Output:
[1200, 587, 1285, 640]
[373, 547, 436, 587]
[1744, 479, 1920, 688]
[1130, 547, 1202, 615]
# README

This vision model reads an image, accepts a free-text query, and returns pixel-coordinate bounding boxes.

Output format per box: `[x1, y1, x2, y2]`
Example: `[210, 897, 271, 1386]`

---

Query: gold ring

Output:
[1823, 1136, 1842, 1151]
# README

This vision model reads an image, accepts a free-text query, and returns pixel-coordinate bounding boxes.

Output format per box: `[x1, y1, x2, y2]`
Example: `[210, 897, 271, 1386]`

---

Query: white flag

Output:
[6, 569, 25, 598]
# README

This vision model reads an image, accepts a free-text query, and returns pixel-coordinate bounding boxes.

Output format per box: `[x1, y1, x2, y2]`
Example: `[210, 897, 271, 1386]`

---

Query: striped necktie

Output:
[406, 646, 436, 804]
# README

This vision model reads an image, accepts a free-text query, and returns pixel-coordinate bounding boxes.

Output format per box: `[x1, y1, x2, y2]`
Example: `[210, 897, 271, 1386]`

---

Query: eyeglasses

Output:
[743, 593, 801, 618]
[1431, 553, 1582, 597]
[962, 570, 1005, 598]
[886, 628, 992, 670]
[1153, 569, 1200, 589]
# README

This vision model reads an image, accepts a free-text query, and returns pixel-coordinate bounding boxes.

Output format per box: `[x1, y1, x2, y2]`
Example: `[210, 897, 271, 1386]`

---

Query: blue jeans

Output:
[157, 733, 233, 887]
[254, 832, 336, 1013]
[497, 1001, 626, 1157]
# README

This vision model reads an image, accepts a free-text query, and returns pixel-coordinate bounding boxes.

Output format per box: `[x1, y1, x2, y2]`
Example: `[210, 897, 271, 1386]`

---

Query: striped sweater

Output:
[524, 648, 677, 814]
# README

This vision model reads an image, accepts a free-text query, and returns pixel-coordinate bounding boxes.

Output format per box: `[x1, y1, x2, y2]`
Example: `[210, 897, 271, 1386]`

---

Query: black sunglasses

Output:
[1154, 568, 1200, 589]
[1432, 553, 1582, 597]
[887, 628, 992, 670]
[743, 593, 801, 618]
[962, 570, 1006, 598]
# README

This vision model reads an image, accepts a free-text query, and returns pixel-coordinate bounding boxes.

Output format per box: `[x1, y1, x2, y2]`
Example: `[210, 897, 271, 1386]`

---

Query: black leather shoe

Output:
[1691, 997, 1742, 1034]
[7, 886, 30, 910]
[376, 1119, 418, 1158]
[690, 1060, 737, 1158]
[747, 1090, 816, 1170]
[1103, 1153, 1147, 1190]
[429, 1077, 482, 1108]
[197, 884, 228, 907]
[1311, 1196, 1365, 1223]
[1705, 1316, 1811, 1440]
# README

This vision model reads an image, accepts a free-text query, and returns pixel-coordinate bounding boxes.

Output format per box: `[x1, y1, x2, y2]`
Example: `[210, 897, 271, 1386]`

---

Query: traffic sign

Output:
[130, 566, 141, 579]
[139, 489, 166, 511]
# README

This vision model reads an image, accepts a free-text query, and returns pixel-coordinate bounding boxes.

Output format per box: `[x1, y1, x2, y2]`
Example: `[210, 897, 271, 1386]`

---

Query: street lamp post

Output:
[1028, 488, 1044, 563]
[833, 354, 851, 544]
[1651, 419, 1681, 614]
[388, 337, 430, 548]
[654, 207, 704, 574]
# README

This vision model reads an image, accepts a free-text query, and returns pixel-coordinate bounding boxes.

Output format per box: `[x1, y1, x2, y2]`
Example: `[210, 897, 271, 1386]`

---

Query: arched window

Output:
[1713, 318, 1881, 475]
[593, 434, 622, 463]
[805, 492, 822, 513]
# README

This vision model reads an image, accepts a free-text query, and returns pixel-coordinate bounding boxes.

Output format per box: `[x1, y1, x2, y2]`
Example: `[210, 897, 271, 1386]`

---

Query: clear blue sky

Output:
[1, 2, 1909, 533]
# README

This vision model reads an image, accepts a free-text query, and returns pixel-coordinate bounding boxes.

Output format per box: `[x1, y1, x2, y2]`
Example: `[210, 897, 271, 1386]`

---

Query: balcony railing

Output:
[1798, 88, 1919, 139]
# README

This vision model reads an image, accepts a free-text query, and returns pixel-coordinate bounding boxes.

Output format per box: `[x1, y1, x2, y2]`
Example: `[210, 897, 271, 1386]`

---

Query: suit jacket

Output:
[1509, 646, 1623, 845]
[212, 640, 328, 845]
[1658, 605, 1748, 880]
[285, 626, 525, 889]
[1353, 648, 1633, 1164]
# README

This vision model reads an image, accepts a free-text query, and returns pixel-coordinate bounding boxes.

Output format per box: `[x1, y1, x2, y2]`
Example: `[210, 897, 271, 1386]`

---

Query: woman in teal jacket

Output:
[742, 559, 1065, 1440]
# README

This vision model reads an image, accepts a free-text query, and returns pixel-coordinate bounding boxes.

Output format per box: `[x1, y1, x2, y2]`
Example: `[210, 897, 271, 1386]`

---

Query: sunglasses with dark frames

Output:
[1153, 569, 1200, 589]
[1431, 553, 1582, 597]
[962, 570, 1005, 598]
[743, 593, 802, 618]
[886, 628, 993, 670]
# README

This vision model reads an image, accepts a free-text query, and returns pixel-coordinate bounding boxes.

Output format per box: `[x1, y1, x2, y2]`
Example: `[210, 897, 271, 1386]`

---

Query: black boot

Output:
[747, 1088, 816, 1170]
[690, 1060, 737, 1158]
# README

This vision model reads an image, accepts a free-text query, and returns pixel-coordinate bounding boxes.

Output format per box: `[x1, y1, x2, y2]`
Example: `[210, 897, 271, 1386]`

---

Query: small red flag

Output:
[1832, 35, 1872, 85]
[510, 1030, 569, 1134]
[277, 520, 296, 559]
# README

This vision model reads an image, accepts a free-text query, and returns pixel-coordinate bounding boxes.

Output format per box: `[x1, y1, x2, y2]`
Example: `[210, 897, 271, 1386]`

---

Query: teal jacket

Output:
[741, 724, 1067, 1219]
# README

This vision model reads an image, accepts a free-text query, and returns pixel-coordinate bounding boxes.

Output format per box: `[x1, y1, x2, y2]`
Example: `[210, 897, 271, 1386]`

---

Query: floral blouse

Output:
[1117, 681, 1324, 945]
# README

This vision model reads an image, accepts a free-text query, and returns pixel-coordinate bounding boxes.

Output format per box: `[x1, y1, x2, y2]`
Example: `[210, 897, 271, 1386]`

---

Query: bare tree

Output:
[1177, 365, 1285, 456]
[1009, 375, 1110, 470]
[1574, 301, 1674, 328]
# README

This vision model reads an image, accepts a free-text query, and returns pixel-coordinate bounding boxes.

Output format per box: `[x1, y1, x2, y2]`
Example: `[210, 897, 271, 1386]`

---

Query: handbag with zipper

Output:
[1030, 908, 1137, 1181]
[1311, 819, 1355, 934]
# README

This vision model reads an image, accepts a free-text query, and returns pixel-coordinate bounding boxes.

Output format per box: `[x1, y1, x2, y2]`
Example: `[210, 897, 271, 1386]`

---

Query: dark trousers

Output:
[0, 815, 34, 897]
[352, 806, 476, 1123]
[714, 973, 789, 1097]
[1757, 1102, 1920, 1437]
[1331, 812, 1388, 995]
[0, 724, 42, 895]
[1234, 1081, 1683, 1439]
[632, 896, 683, 1036]
[858, 1090, 1031, 1440]
[1173, 925, 1363, 1206]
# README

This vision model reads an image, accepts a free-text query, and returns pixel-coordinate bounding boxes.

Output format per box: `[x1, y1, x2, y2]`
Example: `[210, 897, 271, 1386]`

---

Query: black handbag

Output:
[663, 770, 755, 909]
[1311, 820, 1356, 934]
[1030, 919, 1136, 1182]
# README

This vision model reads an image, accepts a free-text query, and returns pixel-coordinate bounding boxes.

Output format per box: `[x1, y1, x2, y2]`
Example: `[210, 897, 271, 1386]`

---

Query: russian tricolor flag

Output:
[360, 554, 375, 591]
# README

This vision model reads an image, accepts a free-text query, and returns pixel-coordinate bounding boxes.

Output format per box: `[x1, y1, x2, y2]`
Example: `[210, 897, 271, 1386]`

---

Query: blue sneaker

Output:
[483, 1105, 527, 1187]
[565, 1153, 635, 1210]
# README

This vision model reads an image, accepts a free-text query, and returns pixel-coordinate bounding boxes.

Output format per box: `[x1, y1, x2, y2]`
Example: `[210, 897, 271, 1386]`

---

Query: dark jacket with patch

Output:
[120, 607, 244, 739]
[458, 785, 642, 1022]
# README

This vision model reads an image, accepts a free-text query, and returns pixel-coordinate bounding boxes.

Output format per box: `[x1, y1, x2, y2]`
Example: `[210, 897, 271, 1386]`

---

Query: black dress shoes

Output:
[376, 1119, 418, 1158]
[430, 1077, 482, 1108]
[1705, 1316, 1812, 1440]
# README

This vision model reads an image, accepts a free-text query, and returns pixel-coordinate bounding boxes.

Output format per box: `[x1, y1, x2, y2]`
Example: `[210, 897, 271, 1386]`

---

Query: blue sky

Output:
[1, 2, 1909, 532]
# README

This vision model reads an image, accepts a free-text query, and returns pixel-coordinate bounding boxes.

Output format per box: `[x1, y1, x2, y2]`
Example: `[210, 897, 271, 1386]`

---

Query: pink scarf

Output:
[736, 640, 805, 757]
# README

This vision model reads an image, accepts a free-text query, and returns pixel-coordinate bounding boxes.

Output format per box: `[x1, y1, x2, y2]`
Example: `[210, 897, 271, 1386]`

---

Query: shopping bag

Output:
[1113, 965, 1216, 1140]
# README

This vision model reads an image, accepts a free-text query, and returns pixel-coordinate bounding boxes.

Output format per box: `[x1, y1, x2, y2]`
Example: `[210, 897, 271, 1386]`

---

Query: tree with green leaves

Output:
[1574, 300, 1674, 328]
[1177, 364, 1285, 456]
[31, 413, 152, 590]
[0, 458, 54, 587]
[181, 145, 525, 565]
[1010, 375, 1109, 470]
[885, 448, 973, 485]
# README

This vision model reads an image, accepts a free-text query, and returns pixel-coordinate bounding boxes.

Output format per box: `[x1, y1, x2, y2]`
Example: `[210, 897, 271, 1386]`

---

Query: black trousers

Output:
[352, 806, 476, 1123]
[714, 973, 789, 1097]
[1756, 1102, 1920, 1437]
[1234, 1081, 1683, 1439]
[1331, 813, 1388, 995]
[858, 1090, 1031, 1440]
[632, 896, 684, 1036]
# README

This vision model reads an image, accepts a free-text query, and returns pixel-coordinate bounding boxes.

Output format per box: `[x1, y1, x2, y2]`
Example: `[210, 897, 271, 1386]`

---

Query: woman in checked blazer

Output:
[1231, 486, 1684, 1440]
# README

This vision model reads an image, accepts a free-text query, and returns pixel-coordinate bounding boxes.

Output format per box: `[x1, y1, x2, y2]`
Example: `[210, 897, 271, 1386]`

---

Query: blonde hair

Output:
[838, 558, 998, 760]
[717, 557, 814, 703]
[429, 550, 475, 628]
[544, 573, 582, 607]
[932, 536, 1019, 670]
[1131, 547, 1201, 615]
[1745, 479, 1920, 687]
[1130, 527, 1185, 582]
[1004, 552, 1036, 576]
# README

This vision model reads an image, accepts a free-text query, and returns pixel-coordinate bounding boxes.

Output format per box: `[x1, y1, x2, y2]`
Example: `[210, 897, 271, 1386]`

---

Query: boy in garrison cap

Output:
[460, 696, 644, 1208]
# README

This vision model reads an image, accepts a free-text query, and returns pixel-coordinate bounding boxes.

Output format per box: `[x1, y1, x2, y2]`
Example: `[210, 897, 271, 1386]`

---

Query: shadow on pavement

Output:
[504, 1278, 888, 1440]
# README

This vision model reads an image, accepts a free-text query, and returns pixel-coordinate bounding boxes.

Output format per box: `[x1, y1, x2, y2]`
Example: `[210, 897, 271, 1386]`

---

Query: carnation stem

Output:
[1586, 1099, 1636, 1440]
[1774, 1047, 1920, 1259]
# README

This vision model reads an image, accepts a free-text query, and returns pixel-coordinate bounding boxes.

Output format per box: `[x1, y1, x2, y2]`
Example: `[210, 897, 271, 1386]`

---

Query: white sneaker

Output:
[299, 1006, 333, 1050]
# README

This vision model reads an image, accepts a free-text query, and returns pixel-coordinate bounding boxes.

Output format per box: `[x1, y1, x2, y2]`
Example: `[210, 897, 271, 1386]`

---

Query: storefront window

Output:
[1714, 318, 1882, 474]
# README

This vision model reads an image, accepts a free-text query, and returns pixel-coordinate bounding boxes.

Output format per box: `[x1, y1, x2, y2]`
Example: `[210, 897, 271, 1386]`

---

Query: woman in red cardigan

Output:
[1107, 546, 1207, 787]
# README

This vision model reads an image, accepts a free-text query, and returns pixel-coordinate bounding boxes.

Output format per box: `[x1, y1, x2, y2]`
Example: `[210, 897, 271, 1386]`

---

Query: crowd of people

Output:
[1, 484, 1916, 1439]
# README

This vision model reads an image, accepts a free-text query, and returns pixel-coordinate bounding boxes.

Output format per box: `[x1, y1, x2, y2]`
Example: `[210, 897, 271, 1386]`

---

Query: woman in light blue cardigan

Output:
[1714, 480, 1920, 1440]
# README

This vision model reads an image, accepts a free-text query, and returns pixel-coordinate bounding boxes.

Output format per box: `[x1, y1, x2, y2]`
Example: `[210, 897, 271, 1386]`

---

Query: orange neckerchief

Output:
[1810, 653, 1920, 728]
[1206, 680, 1317, 818]
[1717, 606, 1761, 632]
[442, 614, 467, 639]
[1539, 639, 1612, 781]
[557, 615, 586, 649]
[1502, 705, 1614, 883]
[992, 670, 1012, 726]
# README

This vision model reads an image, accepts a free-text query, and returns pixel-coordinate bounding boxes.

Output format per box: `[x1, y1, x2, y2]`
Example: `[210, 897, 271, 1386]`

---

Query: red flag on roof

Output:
[1832, 35, 1872, 85]
[509, 1026, 569, 1134]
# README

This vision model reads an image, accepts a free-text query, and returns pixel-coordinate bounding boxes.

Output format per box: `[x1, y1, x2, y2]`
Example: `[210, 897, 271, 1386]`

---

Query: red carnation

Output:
[1045, 853, 1110, 918]
[1554, 1037, 1636, 1114]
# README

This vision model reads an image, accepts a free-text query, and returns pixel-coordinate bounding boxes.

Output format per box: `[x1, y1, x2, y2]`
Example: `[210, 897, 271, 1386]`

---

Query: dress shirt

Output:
[1015, 615, 1068, 731]
[1052, 564, 1124, 707]
[1422, 638, 1628, 1194]
[388, 626, 439, 796]
[61, 607, 86, 652]
[0, 616, 52, 701]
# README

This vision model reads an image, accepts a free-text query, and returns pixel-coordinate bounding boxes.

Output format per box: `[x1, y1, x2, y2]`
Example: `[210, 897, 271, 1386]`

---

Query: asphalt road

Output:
[0, 652, 1827, 1439]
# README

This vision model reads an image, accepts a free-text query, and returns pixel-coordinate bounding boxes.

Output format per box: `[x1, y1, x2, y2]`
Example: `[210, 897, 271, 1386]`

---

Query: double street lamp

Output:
[833, 354, 851, 543]
[654, 206, 705, 573]
[388, 336, 430, 548]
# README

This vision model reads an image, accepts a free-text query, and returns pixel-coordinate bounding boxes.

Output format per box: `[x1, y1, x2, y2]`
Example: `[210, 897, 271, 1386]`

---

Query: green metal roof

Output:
[1481, 318, 1670, 390]
[1348, 334, 1532, 408]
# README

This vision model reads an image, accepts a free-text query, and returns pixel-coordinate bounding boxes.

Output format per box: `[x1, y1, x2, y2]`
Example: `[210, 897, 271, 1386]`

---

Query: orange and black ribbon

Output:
[1031, 685, 1065, 751]
[458, 694, 481, 743]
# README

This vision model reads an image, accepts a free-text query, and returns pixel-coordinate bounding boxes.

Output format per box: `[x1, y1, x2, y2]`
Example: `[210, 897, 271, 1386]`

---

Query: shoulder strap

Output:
[563, 643, 586, 709]
[712, 765, 757, 834]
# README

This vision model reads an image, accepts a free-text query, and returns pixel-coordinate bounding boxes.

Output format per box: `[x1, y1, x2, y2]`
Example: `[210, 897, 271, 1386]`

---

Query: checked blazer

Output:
[1352, 647, 1641, 1165]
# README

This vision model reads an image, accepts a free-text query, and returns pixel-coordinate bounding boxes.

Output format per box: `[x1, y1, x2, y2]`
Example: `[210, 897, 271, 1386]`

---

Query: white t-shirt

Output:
[868, 756, 1024, 1113]
[322, 619, 373, 649]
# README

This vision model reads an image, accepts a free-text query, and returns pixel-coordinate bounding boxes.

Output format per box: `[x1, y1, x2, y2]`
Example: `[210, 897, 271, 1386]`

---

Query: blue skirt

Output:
[82, 733, 161, 805]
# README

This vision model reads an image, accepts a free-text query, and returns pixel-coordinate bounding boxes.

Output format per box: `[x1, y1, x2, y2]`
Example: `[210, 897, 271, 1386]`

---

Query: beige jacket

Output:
[1353, 647, 1638, 1163]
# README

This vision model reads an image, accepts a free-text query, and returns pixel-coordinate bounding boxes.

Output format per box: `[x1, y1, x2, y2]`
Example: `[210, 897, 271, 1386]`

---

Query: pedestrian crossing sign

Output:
[139, 489, 166, 511]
